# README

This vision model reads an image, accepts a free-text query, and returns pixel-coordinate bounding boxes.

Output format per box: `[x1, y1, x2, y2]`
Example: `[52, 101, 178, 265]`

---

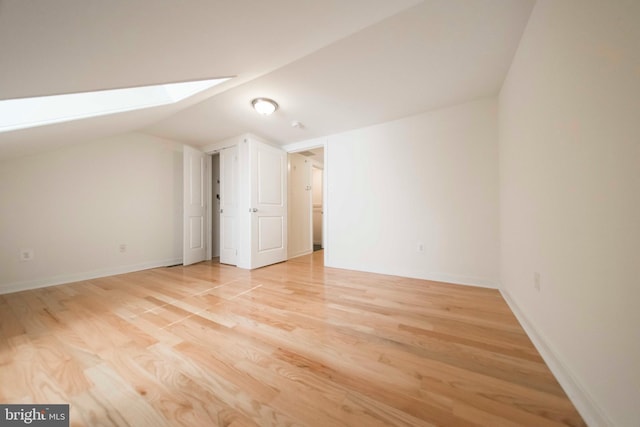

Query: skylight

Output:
[0, 77, 231, 133]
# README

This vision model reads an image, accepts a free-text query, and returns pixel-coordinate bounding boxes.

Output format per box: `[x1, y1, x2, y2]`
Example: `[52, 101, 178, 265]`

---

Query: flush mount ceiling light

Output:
[251, 98, 278, 115]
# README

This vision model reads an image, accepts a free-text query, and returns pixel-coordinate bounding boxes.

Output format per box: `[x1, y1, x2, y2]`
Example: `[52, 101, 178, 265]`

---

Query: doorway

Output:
[209, 136, 287, 269]
[287, 147, 324, 258]
[312, 165, 323, 251]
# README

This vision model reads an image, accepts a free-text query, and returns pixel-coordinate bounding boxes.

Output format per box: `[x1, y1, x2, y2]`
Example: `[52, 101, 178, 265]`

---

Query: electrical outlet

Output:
[20, 249, 34, 262]
[119, 244, 127, 253]
[534, 272, 541, 292]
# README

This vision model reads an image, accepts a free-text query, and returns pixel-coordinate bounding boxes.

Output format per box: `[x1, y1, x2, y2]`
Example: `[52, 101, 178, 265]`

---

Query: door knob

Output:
[249, 208, 258, 212]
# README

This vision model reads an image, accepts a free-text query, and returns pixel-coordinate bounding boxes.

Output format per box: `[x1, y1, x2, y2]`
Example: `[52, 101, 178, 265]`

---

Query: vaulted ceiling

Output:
[0, 0, 535, 159]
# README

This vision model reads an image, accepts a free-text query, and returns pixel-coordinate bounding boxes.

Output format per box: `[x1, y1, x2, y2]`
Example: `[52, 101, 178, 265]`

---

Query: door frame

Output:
[282, 139, 328, 263]
[201, 134, 328, 267]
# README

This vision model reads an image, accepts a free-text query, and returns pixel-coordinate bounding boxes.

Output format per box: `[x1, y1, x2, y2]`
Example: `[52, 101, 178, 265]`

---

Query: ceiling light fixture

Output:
[251, 98, 278, 115]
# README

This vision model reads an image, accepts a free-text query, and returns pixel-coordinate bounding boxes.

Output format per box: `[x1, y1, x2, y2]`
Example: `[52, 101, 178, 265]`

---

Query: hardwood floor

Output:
[0, 251, 585, 426]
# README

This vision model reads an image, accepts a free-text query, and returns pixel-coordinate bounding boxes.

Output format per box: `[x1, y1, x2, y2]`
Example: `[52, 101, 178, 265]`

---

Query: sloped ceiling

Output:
[0, 0, 534, 159]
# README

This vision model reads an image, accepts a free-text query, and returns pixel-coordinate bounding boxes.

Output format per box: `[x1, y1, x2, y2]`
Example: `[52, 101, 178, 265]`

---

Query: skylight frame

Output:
[0, 77, 231, 133]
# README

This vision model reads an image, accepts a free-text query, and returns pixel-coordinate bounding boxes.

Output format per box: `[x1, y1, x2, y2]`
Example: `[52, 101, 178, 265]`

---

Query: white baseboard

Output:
[323, 260, 498, 289]
[288, 250, 313, 260]
[0, 258, 183, 295]
[499, 287, 612, 427]
[419, 272, 498, 289]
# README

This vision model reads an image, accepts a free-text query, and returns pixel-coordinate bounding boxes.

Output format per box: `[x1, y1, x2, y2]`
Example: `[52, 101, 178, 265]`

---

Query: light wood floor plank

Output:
[0, 251, 585, 426]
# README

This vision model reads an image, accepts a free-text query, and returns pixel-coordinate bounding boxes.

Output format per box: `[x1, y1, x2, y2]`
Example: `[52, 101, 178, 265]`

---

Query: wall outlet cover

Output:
[20, 249, 34, 262]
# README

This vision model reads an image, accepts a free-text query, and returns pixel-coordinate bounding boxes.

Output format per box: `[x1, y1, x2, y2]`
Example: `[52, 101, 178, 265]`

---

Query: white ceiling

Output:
[0, 0, 535, 159]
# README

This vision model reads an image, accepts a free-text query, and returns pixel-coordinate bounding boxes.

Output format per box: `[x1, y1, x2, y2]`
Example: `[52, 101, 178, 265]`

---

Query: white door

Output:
[312, 166, 324, 248]
[220, 146, 239, 265]
[211, 154, 220, 258]
[287, 154, 312, 258]
[183, 145, 207, 266]
[250, 140, 287, 268]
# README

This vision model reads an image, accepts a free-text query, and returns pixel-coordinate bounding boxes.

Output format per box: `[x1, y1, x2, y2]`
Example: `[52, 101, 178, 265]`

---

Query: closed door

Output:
[183, 145, 206, 266]
[250, 140, 287, 268]
[220, 146, 239, 265]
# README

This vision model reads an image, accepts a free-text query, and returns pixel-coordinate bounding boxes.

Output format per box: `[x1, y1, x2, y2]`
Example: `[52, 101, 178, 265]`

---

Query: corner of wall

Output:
[499, 284, 613, 427]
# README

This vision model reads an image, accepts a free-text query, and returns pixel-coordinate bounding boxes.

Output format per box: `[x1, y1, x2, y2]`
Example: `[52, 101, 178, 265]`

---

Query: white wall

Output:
[0, 132, 184, 293]
[326, 97, 499, 287]
[498, 1, 640, 425]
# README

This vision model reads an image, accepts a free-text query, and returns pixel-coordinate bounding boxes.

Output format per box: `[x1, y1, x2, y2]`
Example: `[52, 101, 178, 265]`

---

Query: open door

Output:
[312, 166, 324, 249]
[220, 145, 239, 265]
[183, 145, 207, 266]
[287, 153, 312, 258]
[249, 139, 287, 268]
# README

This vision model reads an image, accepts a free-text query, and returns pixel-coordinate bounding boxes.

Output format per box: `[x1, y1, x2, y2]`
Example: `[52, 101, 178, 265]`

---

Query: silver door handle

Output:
[249, 208, 258, 212]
